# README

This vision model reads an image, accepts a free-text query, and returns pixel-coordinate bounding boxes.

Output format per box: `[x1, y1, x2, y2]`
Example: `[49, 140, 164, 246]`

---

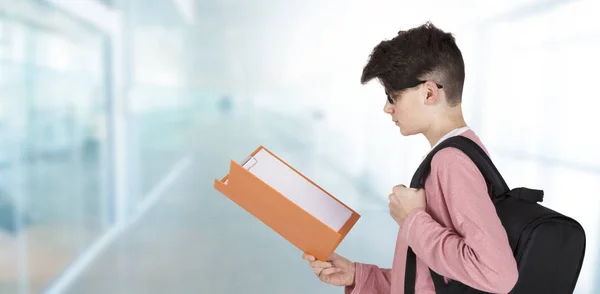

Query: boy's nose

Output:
[383, 102, 393, 114]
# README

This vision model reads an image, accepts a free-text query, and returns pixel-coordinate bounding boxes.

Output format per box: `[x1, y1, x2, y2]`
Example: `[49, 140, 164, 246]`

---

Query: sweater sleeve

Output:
[399, 150, 518, 293]
[344, 263, 392, 294]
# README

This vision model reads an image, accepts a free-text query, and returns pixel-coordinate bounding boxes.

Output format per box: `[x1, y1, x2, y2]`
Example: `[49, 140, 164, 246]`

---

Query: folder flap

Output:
[223, 160, 341, 261]
[214, 179, 227, 194]
[338, 212, 360, 237]
[329, 211, 361, 251]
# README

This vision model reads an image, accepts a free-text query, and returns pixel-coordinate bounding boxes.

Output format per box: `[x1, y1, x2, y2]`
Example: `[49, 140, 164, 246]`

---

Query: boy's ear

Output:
[424, 81, 440, 106]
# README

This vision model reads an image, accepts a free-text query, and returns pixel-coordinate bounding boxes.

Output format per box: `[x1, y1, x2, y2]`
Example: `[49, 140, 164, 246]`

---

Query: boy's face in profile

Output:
[383, 81, 442, 136]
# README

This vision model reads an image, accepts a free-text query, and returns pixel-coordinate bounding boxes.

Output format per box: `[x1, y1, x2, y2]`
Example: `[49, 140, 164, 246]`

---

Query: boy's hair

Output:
[361, 22, 465, 106]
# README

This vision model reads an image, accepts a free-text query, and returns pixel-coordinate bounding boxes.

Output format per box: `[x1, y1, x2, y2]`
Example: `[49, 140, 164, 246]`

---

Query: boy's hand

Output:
[302, 252, 355, 287]
[389, 184, 427, 227]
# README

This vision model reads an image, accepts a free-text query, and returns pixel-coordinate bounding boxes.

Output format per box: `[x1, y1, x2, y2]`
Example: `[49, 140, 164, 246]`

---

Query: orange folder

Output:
[214, 146, 360, 261]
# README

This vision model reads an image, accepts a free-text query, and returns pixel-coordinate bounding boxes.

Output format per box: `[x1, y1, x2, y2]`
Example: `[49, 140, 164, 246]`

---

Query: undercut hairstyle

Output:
[361, 22, 465, 106]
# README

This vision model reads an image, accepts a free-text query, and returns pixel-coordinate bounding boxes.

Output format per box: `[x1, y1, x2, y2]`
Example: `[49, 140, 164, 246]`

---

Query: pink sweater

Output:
[346, 130, 518, 294]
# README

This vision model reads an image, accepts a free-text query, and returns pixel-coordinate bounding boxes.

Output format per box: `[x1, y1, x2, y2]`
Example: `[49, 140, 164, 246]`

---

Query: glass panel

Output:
[0, 2, 110, 293]
[125, 9, 197, 213]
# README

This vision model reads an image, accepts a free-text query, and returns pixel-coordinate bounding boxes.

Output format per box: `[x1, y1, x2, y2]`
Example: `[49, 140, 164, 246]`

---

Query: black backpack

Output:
[404, 136, 586, 294]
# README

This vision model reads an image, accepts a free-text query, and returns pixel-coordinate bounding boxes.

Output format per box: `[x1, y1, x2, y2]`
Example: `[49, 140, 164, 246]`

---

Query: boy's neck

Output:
[423, 112, 468, 148]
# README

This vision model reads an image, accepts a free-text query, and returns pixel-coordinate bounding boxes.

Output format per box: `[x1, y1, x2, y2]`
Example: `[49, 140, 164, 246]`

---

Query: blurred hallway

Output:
[2, 0, 600, 293]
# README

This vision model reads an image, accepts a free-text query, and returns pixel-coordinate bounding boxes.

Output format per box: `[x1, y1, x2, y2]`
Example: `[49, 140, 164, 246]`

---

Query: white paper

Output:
[241, 149, 352, 232]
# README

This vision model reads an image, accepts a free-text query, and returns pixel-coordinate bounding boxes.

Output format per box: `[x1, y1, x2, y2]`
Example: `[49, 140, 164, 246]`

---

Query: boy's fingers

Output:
[302, 253, 316, 262]
[320, 267, 341, 276]
[310, 261, 332, 268]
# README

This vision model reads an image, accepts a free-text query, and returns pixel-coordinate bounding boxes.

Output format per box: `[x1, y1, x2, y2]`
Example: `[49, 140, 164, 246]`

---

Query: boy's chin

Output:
[399, 128, 417, 136]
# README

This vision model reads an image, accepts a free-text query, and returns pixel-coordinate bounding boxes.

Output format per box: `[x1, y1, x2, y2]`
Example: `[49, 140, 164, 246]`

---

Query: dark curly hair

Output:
[361, 22, 465, 106]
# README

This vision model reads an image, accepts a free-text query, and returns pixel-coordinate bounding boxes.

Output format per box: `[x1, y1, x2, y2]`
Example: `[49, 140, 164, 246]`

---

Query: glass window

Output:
[0, 3, 110, 293]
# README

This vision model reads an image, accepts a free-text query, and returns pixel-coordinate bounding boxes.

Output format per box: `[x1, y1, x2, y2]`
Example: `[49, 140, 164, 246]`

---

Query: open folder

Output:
[214, 146, 360, 261]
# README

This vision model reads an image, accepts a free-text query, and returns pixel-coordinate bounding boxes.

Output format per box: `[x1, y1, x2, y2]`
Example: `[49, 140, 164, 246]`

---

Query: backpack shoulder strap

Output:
[409, 135, 509, 197]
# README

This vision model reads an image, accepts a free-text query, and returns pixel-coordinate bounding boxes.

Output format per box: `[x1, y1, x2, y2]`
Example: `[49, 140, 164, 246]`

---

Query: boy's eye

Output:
[386, 92, 395, 104]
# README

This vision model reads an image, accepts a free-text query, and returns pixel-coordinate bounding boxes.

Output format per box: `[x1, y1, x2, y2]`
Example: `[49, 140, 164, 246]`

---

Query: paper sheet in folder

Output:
[214, 146, 360, 261]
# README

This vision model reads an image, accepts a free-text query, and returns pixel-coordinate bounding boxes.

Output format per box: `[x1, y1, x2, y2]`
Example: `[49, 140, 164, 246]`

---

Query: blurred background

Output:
[0, 0, 599, 293]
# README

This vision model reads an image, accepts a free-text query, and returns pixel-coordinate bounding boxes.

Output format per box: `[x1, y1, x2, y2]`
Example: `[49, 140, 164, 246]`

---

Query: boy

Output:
[303, 22, 518, 293]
